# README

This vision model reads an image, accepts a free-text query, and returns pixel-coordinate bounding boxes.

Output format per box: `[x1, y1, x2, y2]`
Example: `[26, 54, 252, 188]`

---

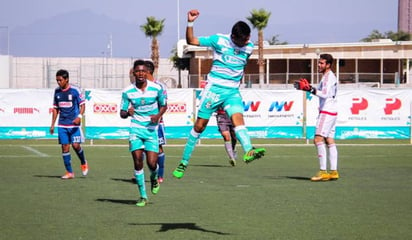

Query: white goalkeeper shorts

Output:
[315, 111, 337, 138]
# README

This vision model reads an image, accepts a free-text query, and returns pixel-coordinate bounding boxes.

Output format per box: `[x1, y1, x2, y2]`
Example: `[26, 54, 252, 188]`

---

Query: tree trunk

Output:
[258, 30, 265, 88]
[151, 37, 159, 77]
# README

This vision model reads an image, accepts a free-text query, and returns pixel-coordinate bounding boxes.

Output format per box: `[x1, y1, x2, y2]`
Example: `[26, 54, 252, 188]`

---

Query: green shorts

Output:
[129, 126, 159, 153]
[197, 84, 244, 119]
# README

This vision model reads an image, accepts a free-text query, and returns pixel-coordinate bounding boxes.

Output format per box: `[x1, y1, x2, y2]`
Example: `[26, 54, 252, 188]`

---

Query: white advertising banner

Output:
[0, 89, 55, 138]
[306, 89, 412, 139]
[84, 88, 196, 139]
[0, 88, 411, 140]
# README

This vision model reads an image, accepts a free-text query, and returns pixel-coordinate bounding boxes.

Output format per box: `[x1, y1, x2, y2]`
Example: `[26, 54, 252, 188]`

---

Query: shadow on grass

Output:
[33, 175, 62, 179]
[129, 222, 230, 235]
[111, 178, 156, 184]
[111, 178, 135, 184]
[285, 176, 311, 181]
[96, 198, 137, 205]
[263, 175, 311, 181]
[191, 164, 229, 168]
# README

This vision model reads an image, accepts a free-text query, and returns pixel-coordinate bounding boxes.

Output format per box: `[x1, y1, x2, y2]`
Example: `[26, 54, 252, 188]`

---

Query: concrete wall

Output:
[3, 56, 188, 89]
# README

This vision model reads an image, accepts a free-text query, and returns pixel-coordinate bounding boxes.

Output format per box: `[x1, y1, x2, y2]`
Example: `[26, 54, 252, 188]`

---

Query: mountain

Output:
[9, 9, 176, 58]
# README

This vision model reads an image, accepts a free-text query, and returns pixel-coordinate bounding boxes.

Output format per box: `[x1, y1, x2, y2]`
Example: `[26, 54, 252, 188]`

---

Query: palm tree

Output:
[247, 9, 271, 87]
[361, 30, 410, 42]
[140, 16, 165, 77]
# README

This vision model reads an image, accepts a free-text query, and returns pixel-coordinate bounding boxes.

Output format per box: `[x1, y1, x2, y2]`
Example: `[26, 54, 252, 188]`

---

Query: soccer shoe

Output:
[229, 158, 236, 166]
[173, 163, 187, 179]
[151, 178, 160, 194]
[311, 170, 331, 181]
[136, 197, 148, 207]
[158, 177, 164, 183]
[61, 172, 74, 179]
[81, 162, 89, 176]
[243, 147, 266, 163]
[329, 170, 339, 180]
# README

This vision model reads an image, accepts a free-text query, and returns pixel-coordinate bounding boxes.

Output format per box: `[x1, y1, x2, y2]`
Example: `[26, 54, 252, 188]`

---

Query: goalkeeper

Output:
[294, 53, 339, 181]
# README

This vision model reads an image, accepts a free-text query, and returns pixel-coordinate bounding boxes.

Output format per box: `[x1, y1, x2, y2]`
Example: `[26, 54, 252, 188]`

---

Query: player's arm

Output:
[186, 9, 200, 46]
[151, 89, 168, 123]
[50, 107, 59, 134]
[120, 92, 132, 119]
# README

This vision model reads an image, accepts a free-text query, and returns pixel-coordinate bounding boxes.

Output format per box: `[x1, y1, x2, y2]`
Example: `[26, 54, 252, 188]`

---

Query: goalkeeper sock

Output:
[181, 128, 201, 166]
[316, 142, 327, 170]
[328, 144, 338, 170]
[62, 152, 73, 173]
[134, 169, 147, 199]
[234, 125, 252, 153]
[224, 141, 236, 159]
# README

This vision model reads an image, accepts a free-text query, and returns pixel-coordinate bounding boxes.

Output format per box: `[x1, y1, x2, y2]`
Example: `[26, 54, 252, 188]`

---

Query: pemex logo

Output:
[384, 98, 401, 115]
[350, 98, 368, 114]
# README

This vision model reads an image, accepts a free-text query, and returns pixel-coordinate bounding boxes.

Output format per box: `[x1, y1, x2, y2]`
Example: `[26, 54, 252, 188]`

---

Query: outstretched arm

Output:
[186, 9, 200, 46]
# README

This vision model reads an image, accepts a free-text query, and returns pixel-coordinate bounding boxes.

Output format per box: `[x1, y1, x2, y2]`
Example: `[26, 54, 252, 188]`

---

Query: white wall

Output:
[0, 55, 10, 88]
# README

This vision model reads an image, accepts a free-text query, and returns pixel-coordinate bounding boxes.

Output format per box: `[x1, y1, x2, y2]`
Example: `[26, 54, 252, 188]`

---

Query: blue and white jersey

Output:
[53, 84, 84, 128]
[198, 34, 254, 88]
[120, 80, 167, 130]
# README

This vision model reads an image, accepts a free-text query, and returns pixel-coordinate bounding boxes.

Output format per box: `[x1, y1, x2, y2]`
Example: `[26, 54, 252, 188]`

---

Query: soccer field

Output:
[1, 140, 411, 240]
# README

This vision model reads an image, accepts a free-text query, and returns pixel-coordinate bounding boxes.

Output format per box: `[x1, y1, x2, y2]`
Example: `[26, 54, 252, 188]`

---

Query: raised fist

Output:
[188, 9, 200, 22]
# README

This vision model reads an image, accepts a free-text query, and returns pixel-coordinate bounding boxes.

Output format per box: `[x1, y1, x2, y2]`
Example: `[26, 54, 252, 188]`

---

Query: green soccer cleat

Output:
[151, 178, 160, 194]
[243, 147, 266, 163]
[136, 197, 148, 207]
[173, 163, 187, 179]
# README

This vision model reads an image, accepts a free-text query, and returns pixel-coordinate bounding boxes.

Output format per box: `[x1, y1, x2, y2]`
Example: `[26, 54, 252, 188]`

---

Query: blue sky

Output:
[0, 0, 398, 58]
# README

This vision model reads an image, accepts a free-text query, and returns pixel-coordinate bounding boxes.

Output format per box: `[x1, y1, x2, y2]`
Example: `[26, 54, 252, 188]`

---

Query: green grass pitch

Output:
[1, 140, 411, 240]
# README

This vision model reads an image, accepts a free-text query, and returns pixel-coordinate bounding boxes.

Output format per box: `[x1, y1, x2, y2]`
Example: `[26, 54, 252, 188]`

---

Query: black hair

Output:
[320, 53, 334, 66]
[56, 69, 69, 79]
[133, 59, 146, 69]
[231, 21, 251, 41]
[144, 60, 155, 75]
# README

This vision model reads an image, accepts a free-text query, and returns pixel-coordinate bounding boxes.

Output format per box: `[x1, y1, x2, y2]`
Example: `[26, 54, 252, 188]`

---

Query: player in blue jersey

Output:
[173, 9, 266, 179]
[50, 69, 88, 179]
[120, 59, 167, 207]
[144, 60, 168, 183]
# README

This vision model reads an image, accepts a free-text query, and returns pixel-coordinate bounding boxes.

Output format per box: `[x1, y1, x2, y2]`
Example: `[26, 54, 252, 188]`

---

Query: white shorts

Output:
[315, 112, 337, 138]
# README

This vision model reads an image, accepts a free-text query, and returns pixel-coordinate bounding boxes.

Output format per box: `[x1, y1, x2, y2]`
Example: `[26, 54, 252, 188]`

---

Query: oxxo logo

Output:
[384, 98, 401, 115]
[167, 103, 186, 113]
[350, 98, 368, 114]
[93, 103, 117, 113]
[243, 101, 294, 112]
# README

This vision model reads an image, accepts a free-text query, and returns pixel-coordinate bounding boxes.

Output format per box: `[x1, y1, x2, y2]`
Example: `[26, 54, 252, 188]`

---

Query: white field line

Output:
[21, 146, 49, 157]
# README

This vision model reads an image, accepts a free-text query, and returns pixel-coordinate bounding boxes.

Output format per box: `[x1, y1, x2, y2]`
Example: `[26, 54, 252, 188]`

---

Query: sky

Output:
[0, 0, 399, 58]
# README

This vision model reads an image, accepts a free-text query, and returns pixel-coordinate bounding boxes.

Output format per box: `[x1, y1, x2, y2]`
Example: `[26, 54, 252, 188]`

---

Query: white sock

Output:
[316, 142, 327, 170]
[328, 144, 338, 170]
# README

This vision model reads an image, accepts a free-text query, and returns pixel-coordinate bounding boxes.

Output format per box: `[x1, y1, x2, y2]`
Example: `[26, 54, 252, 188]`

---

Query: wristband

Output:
[187, 21, 194, 27]
[77, 114, 83, 119]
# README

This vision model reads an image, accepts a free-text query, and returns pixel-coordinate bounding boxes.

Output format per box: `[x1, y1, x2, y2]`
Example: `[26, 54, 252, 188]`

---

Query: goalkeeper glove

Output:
[294, 78, 316, 94]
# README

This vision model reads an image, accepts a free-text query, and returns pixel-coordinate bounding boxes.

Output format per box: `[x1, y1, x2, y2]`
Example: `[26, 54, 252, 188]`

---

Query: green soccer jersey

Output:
[198, 34, 254, 88]
[120, 80, 167, 130]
